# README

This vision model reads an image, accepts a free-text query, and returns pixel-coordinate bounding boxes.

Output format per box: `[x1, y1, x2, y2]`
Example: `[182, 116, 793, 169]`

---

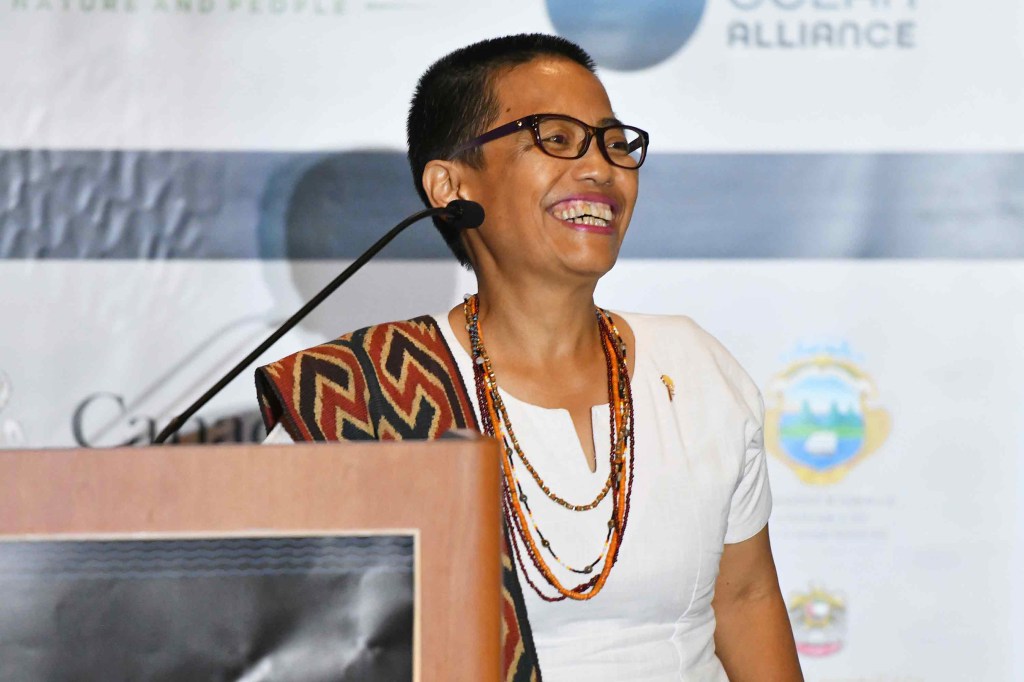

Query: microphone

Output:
[153, 199, 484, 444]
[443, 199, 485, 230]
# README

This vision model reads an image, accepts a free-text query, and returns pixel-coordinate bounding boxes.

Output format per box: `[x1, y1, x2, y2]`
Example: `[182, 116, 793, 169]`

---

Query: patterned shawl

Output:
[255, 315, 541, 681]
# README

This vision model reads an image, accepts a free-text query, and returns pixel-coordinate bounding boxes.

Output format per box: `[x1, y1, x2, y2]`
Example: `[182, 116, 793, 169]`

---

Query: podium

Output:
[0, 439, 502, 681]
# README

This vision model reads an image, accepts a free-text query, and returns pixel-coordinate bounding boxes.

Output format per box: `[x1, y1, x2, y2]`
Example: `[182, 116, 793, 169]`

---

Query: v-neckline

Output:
[434, 311, 638, 476]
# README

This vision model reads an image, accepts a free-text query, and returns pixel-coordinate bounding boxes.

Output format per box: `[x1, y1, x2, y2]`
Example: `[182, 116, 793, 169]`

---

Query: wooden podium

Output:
[0, 439, 502, 681]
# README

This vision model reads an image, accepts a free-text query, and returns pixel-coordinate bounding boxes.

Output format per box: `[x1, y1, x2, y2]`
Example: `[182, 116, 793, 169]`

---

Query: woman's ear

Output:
[422, 160, 464, 209]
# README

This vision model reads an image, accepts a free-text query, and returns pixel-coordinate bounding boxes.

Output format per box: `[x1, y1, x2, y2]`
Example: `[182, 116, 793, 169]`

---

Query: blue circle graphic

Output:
[547, 0, 706, 71]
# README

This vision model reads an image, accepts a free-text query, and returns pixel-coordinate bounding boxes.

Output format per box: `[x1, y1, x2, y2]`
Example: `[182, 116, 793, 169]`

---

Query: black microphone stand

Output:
[153, 205, 450, 444]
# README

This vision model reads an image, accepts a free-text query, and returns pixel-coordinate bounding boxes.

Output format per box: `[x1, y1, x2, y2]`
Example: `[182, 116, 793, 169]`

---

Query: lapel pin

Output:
[661, 375, 675, 402]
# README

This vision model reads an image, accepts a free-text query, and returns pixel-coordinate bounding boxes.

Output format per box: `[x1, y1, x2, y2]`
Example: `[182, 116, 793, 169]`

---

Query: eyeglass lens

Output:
[535, 117, 645, 168]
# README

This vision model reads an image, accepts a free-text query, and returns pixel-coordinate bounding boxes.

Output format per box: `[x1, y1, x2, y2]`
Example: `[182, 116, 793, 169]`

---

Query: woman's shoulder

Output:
[260, 314, 450, 376]
[617, 311, 762, 410]
[617, 311, 732, 360]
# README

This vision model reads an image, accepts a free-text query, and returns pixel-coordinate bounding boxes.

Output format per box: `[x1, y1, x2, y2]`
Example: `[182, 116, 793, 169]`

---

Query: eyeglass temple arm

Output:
[627, 134, 647, 154]
[451, 119, 528, 156]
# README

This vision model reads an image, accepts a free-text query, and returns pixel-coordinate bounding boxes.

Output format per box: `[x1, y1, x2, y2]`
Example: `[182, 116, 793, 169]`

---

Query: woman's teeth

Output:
[565, 215, 609, 226]
[553, 199, 614, 226]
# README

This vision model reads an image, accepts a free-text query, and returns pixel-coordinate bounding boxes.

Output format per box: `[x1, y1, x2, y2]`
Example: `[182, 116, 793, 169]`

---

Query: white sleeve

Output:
[262, 422, 295, 445]
[723, 393, 773, 544]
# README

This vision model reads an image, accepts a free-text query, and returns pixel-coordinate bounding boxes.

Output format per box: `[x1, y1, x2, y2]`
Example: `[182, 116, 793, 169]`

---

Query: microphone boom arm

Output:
[153, 205, 450, 444]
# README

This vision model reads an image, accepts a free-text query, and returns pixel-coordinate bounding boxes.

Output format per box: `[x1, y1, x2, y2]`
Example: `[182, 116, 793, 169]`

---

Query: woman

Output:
[258, 34, 803, 681]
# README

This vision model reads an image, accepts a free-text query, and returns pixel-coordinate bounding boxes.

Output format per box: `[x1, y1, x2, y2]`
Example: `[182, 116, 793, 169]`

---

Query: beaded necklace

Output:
[463, 294, 635, 601]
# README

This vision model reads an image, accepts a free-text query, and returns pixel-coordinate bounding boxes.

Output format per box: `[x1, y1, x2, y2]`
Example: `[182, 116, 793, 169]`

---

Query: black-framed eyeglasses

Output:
[453, 113, 650, 169]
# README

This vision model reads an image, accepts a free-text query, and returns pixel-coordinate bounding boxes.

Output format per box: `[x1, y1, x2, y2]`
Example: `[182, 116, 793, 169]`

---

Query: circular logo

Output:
[547, 0, 707, 71]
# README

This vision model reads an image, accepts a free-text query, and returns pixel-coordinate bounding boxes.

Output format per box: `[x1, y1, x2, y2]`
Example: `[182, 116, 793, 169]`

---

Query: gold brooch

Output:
[660, 375, 675, 401]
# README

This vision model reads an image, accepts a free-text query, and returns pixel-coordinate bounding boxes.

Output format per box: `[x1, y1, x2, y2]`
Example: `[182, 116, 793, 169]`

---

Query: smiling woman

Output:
[255, 33, 803, 681]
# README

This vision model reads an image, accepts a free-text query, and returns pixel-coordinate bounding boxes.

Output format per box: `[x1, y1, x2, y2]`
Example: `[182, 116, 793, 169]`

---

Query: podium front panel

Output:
[0, 441, 502, 681]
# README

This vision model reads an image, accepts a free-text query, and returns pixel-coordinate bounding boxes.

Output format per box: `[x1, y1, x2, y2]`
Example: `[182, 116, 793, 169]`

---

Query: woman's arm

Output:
[712, 525, 804, 681]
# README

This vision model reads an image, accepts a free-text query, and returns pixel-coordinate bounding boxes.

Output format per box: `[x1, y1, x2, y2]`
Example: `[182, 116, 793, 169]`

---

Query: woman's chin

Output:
[555, 248, 621, 281]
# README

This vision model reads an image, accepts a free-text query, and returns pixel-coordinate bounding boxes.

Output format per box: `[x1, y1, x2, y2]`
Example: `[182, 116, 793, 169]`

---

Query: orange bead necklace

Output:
[463, 294, 635, 601]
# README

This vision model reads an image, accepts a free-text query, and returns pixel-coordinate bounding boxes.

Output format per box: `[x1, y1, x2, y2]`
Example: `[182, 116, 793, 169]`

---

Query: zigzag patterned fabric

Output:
[255, 316, 541, 681]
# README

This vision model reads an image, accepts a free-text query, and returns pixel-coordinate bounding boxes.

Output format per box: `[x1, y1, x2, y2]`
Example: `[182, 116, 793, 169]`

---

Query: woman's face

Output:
[458, 58, 640, 285]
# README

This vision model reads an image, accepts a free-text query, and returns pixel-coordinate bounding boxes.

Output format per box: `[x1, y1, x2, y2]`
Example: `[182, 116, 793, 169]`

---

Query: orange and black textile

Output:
[255, 316, 541, 681]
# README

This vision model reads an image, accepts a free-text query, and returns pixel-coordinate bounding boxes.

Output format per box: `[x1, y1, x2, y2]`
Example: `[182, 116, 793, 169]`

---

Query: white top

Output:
[436, 311, 771, 682]
[265, 311, 772, 681]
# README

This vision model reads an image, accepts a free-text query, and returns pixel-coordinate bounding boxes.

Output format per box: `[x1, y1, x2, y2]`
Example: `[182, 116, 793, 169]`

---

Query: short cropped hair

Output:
[406, 33, 596, 267]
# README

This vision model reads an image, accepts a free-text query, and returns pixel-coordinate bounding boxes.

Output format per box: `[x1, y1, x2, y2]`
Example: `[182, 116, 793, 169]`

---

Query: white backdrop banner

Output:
[1, 0, 1022, 151]
[1, 1, 1022, 679]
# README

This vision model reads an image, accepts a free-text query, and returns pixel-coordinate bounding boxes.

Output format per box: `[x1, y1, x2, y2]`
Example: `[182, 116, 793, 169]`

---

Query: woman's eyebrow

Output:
[598, 116, 623, 126]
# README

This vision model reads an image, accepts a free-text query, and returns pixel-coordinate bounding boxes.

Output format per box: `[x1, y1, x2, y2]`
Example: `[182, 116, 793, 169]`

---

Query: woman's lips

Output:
[548, 196, 618, 234]
[554, 216, 615, 234]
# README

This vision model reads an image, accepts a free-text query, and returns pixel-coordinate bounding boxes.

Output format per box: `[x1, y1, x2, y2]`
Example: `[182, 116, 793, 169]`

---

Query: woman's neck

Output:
[473, 277, 602, 369]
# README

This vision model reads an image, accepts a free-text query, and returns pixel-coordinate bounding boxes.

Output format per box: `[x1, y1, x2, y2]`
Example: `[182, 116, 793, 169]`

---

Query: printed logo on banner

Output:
[547, 0, 707, 70]
[724, 0, 919, 50]
[11, 0, 348, 17]
[765, 344, 890, 485]
[70, 392, 267, 448]
[788, 585, 847, 657]
[0, 371, 27, 448]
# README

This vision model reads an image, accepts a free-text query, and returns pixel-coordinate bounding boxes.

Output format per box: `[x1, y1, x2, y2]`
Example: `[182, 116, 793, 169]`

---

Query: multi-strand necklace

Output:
[463, 294, 635, 601]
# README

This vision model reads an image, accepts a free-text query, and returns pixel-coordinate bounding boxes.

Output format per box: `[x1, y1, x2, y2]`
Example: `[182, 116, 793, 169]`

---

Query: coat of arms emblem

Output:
[765, 346, 890, 485]
[788, 585, 847, 657]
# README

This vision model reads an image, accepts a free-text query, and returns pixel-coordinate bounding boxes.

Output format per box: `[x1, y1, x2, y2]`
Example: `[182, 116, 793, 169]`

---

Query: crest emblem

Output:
[788, 586, 847, 657]
[765, 345, 890, 485]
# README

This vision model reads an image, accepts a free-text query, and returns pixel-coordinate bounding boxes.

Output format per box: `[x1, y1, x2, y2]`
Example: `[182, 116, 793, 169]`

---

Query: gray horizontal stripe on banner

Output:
[1, 150, 1021, 259]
